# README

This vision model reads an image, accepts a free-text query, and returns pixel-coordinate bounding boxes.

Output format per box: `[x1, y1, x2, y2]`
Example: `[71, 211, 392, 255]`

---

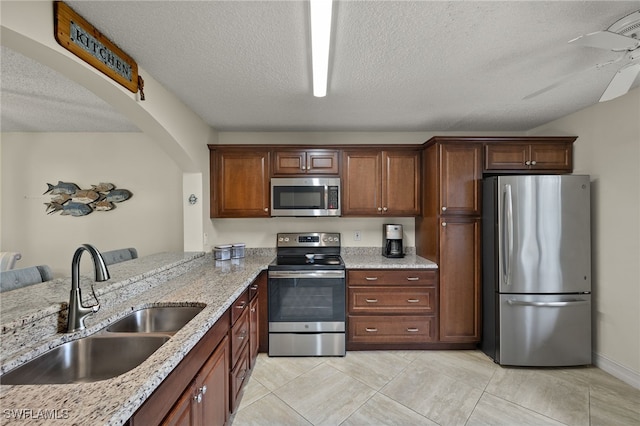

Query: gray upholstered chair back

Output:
[0, 252, 22, 272]
[101, 248, 138, 266]
[0, 265, 54, 292]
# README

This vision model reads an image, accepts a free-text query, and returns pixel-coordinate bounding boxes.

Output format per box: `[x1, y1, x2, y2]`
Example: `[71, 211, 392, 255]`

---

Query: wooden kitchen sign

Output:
[54, 1, 139, 93]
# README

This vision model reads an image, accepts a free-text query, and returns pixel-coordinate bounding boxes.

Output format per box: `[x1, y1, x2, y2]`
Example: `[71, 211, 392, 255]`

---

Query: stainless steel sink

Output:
[1, 335, 169, 385]
[107, 306, 203, 334]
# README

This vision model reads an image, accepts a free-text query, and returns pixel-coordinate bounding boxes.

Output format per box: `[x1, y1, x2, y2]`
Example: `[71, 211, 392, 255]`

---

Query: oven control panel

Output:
[277, 232, 341, 247]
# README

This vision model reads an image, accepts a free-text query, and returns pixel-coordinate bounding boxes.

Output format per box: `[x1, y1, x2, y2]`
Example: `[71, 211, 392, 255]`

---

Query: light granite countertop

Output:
[0, 248, 436, 425]
[341, 248, 437, 269]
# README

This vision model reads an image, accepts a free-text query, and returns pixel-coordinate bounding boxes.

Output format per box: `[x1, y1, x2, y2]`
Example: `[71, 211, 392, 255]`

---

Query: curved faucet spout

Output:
[67, 244, 110, 333]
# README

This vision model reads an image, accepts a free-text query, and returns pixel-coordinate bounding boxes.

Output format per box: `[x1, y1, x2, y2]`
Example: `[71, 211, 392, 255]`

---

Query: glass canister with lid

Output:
[231, 243, 246, 259]
[213, 244, 232, 261]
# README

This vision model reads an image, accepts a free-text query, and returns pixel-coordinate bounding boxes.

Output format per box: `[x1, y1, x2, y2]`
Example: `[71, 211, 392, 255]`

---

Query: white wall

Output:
[0, 132, 183, 277]
[530, 87, 640, 387]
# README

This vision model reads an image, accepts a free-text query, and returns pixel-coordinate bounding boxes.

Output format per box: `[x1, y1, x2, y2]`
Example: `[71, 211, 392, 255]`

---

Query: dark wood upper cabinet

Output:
[273, 149, 339, 175]
[342, 148, 420, 216]
[209, 148, 270, 218]
[484, 138, 574, 172]
[439, 143, 483, 216]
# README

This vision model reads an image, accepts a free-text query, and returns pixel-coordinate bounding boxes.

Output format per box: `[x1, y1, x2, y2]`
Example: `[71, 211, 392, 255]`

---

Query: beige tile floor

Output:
[231, 350, 640, 426]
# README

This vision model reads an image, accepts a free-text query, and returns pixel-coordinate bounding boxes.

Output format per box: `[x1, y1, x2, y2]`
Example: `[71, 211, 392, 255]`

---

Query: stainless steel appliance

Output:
[268, 232, 346, 356]
[270, 177, 341, 217]
[382, 224, 404, 258]
[481, 175, 592, 366]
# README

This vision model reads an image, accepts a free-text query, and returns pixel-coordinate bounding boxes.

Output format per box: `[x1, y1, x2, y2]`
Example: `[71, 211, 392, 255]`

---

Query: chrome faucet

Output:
[66, 244, 110, 333]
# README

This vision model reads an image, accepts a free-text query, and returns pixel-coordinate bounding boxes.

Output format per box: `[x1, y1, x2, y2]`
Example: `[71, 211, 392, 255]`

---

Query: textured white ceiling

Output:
[2, 1, 639, 132]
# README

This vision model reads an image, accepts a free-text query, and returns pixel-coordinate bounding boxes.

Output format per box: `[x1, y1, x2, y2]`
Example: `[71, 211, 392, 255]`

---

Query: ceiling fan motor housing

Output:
[608, 10, 640, 46]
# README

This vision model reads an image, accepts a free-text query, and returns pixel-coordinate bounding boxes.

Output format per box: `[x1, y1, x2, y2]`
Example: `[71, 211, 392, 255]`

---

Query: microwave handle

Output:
[324, 184, 329, 210]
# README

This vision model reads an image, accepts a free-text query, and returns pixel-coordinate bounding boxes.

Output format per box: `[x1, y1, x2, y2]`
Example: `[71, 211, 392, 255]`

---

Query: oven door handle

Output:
[268, 270, 345, 279]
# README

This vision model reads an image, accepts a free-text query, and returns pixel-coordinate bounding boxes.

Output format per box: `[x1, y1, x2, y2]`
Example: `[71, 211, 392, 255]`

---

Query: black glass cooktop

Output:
[269, 254, 344, 268]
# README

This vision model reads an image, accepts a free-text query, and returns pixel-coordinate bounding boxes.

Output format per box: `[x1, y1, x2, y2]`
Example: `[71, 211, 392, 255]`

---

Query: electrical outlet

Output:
[354, 231, 361, 241]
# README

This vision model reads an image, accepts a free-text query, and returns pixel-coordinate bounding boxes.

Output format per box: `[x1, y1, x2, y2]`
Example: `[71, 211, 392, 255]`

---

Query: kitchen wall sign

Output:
[54, 1, 140, 94]
[44, 181, 132, 217]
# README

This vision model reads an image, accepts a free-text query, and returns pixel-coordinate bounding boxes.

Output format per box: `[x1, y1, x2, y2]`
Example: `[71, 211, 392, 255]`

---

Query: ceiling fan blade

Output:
[600, 63, 640, 101]
[569, 31, 640, 51]
[523, 58, 620, 100]
[523, 70, 585, 100]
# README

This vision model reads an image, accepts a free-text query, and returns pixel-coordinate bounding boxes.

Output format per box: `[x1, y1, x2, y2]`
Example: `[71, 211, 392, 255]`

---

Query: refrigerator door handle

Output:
[503, 184, 514, 286]
[506, 299, 589, 307]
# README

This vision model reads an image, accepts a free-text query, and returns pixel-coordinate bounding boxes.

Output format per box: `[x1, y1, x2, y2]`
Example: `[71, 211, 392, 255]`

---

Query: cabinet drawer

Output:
[230, 343, 250, 413]
[231, 289, 250, 325]
[348, 315, 435, 343]
[230, 308, 249, 367]
[348, 270, 435, 286]
[349, 287, 436, 314]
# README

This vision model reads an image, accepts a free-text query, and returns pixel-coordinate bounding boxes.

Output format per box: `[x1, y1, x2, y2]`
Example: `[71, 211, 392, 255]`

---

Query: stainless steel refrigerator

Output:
[481, 175, 592, 366]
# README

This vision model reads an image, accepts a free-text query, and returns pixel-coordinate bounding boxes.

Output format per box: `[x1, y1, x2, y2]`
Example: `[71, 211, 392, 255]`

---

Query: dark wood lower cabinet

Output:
[129, 273, 265, 426]
[438, 217, 481, 343]
[347, 269, 438, 350]
[162, 336, 229, 426]
[129, 310, 231, 426]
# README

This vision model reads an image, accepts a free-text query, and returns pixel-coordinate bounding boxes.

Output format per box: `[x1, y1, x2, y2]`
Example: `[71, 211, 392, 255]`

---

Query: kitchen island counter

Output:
[0, 253, 273, 425]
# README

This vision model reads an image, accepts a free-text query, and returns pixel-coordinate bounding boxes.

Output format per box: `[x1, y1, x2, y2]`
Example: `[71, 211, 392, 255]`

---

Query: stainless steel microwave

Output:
[270, 177, 341, 217]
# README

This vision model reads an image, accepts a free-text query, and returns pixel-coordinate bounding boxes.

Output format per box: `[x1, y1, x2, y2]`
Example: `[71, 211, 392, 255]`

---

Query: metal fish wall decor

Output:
[44, 181, 132, 216]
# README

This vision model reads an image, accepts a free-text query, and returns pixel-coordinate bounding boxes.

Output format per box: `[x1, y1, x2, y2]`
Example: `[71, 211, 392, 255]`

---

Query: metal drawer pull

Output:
[236, 301, 247, 309]
[406, 328, 419, 332]
[406, 277, 419, 281]
[407, 299, 420, 303]
[365, 298, 378, 303]
[365, 277, 378, 281]
[365, 328, 378, 332]
[238, 329, 248, 340]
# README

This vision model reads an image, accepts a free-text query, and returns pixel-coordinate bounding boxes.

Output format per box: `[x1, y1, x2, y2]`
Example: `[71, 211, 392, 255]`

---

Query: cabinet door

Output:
[440, 144, 482, 216]
[484, 143, 529, 171]
[383, 150, 421, 216]
[254, 271, 269, 353]
[212, 150, 270, 218]
[249, 296, 259, 369]
[161, 382, 196, 426]
[199, 336, 229, 426]
[529, 143, 572, 171]
[439, 217, 481, 343]
[342, 150, 382, 215]
[273, 150, 306, 175]
[307, 150, 339, 174]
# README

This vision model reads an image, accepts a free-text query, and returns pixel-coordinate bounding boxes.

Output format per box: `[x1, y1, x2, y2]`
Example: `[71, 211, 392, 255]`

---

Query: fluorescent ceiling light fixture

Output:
[310, 0, 333, 97]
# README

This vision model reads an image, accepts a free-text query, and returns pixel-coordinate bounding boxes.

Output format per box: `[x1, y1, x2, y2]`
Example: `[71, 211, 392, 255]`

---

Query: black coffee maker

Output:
[382, 224, 404, 258]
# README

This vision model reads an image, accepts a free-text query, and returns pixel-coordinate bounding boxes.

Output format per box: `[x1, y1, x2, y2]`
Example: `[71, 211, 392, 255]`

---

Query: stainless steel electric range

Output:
[268, 232, 346, 356]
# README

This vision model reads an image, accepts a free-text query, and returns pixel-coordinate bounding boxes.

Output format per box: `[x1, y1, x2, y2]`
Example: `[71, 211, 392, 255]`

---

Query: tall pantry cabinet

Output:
[416, 138, 482, 345]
